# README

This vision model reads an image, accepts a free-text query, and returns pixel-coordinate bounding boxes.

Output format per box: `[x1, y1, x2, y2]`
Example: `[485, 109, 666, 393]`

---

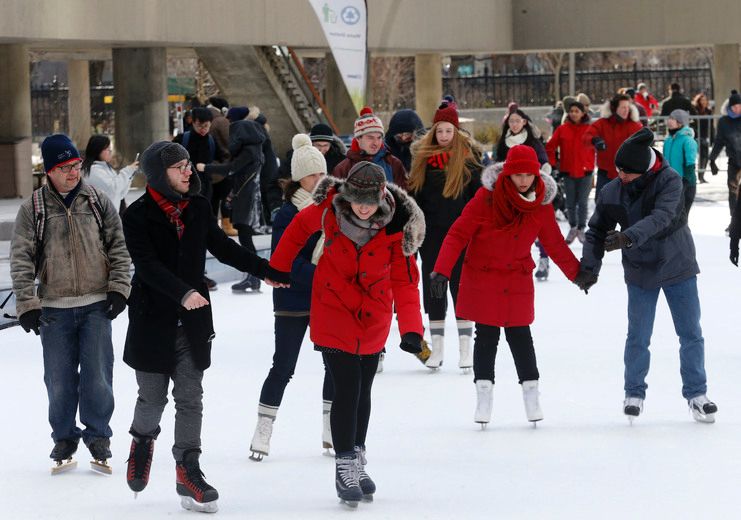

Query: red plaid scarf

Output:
[147, 185, 190, 239]
[427, 152, 450, 170]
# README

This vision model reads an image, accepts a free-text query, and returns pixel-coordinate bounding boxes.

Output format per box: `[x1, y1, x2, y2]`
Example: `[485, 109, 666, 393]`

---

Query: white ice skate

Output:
[425, 335, 444, 369]
[249, 415, 274, 461]
[458, 335, 473, 373]
[623, 397, 644, 424]
[322, 402, 334, 456]
[474, 380, 493, 429]
[688, 395, 717, 424]
[522, 380, 543, 425]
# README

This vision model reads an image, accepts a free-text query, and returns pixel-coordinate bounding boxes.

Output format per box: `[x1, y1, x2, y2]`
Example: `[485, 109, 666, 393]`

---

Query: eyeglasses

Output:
[58, 162, 83, 174]
[168, 162, 192, 173]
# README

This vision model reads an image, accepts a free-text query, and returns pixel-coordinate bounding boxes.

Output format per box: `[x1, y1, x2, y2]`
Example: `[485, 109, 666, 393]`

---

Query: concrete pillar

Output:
[415, 54, 442, 127]
[0, 44, 32, 198]
[67, 60, 91, 150]
[112, 48, 168, 165]
[324, 53, 358, 135]
[713, 44, 740, 108]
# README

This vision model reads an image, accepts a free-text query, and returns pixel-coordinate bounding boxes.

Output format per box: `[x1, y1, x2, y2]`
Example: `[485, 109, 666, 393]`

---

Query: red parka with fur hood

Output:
[586, 102, 642, 179]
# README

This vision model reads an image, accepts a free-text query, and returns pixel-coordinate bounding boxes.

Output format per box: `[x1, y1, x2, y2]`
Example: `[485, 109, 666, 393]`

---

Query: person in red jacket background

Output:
[546, 101, 595, 243]
[430, 145, 580, 428]
[586, 93, 643, 198]
[634, 83, 659, 117]
[269, 161, 425, 507]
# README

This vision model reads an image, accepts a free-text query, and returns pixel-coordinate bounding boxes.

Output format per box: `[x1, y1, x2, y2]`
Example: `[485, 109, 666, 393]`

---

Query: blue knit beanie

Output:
[41, 134, 80, 172]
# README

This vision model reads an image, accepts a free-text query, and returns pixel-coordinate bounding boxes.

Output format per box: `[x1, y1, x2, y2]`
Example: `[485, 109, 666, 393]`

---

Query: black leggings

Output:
[322, 351, 380, 455]
[472, 324, 539, 384]
[211, 177, 233, 218]
[236, 225, 256, 253]
[419, 233, 464, 321]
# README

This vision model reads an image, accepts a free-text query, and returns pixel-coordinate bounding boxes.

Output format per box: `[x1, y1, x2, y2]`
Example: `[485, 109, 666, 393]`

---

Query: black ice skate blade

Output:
[249, 451, 265, 462]
[181, 496, 219, 513]
[339, 499, 360, 509]
[51, 458, 77, 475]
[90, 460, 112, 475]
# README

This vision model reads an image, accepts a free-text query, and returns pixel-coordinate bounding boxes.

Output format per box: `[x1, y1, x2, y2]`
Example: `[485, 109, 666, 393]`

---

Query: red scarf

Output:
[427, 152, 450, 170]
[491, 174, 545, 230]
[147, 185, 190, 239]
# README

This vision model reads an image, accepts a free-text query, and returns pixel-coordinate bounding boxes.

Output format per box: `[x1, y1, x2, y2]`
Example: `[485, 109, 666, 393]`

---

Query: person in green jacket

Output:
[664, 109, 698, 216]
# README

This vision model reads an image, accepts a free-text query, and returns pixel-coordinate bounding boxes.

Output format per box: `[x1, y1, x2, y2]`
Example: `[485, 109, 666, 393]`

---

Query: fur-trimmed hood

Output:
[600, 101, 640, 123]
[312, 175, 426, 256]
[480, 162, 558, 204]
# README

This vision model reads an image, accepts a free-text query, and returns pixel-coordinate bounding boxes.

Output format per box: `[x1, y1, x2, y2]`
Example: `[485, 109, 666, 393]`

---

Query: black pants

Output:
[322, 351, 380, 455]
[236, 225, 256, 253]
[259, 316, 334, 407]
[211, 177, 233, 219]
[472, 324, 539, 383]
[419, 231, 464, 321]
[683, 181, 696, 217]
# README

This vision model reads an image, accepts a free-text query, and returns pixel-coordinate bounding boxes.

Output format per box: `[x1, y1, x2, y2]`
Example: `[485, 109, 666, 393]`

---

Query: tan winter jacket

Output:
[10, 182, 131, 316]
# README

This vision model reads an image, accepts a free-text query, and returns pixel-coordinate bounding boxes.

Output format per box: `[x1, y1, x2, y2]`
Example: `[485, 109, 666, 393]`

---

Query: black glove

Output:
[573, 270, 598, 294]
[399, 332, 423, 354]
[710, 160, 719, 176]
[591, 137, 607, 151]
[19, 309, 42, 335]
[264, 265, 291, 285]
[429, 272, 449, 299]
[731, 239, 739, 267]
[105, 291, 127, 320]
[604, 230, 632, 252]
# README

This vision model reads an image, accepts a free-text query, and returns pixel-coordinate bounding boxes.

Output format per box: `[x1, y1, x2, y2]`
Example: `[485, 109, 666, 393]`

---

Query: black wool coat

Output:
[122, 191, 269, 373]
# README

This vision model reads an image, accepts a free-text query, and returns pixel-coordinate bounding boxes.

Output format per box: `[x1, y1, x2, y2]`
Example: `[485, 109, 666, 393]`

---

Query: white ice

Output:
[2, 175, 740, 519]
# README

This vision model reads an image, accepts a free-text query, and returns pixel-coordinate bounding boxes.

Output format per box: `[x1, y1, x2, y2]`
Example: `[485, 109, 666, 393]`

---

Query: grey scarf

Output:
[332, 192, 396, 248]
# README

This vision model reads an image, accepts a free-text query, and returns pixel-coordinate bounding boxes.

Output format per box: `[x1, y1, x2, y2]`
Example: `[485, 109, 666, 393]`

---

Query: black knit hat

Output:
[615, 127, 656, 174]
[309, 123, 335, 142]
[140, 141, 199, 201]
[341, 161, 387, 205]
[729, 90, 741, 108]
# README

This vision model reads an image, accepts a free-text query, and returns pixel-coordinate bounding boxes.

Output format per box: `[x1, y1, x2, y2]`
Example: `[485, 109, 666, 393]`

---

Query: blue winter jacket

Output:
[271, 201, 321, 312]
[581, 152, 699, 289]
[663, 126, 698, 185]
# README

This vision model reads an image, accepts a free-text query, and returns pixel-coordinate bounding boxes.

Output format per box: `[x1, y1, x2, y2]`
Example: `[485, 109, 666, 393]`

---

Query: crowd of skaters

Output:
[8, 80, 741, 511]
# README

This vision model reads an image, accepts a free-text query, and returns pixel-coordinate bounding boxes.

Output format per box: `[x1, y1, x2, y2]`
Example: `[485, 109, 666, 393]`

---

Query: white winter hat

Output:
[291, 134, 327, 181]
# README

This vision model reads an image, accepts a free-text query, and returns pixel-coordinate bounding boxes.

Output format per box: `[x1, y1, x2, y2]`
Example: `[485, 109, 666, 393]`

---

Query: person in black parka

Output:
[385, 109, 425, 171]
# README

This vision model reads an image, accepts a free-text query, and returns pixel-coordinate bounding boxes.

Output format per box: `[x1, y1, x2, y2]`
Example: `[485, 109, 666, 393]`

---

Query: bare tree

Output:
[538, 52, 566, 103]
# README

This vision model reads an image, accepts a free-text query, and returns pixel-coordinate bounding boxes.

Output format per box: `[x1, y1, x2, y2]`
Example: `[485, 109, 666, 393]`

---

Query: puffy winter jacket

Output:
[585, 103, 643, 179]
[269, 176, 425, 354]
[709, 112, 741, 173]
[433, 165, 579, 327]
[546, 119, 595, 178]
[663, 126, 698, 185]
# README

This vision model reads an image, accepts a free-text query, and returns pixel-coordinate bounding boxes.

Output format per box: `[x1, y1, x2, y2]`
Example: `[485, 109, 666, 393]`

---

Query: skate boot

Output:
[535, 258, 549, 281]
[474, 380, 494, 429]
[425, 334, 444, 369]
[576, 228, 586, 243]
[414, 338, 432, 364]
[688, 395, 718, 424]
[249, 414, 274, 461]
[458, 334, 473, 372]
[203, 275, 218, 292]
[231, 273, 261, 293]
[176, 449, 219, 513]
[127, 433, 155, 494]
[322, 401, 334, 456]
[87, 437, 112, 475]
[565, 227, 578, 244]
[623, 397, 644, 424]
[522, 380, 544, 424]
[335, 452, 362, 508]
[50, 438, 79, 475]
[376, 352, 385, 374]
[354, 446, 375, 501]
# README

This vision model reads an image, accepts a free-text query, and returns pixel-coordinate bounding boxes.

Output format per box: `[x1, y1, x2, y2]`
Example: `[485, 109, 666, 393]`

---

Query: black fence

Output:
[443, 65, 713, 108]
[31, 83, 116, 141]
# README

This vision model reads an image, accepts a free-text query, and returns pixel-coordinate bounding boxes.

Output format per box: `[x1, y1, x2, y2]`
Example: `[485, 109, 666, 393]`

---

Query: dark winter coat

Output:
[495, 129, 548, 165]
[585, 103, 643, 179]
[580, 153, 699, 290]
[709, 112, 741, 172]
[660, 92, 695, 117]
[122, 191, 270, 373]
[385, 109, 424, 171]
[546, 118, 595, 178]
[269, 177, 425, 355]
[271, 200, 321, 313]
[433, 165, 579, 327]
[332, 145, 408, 190]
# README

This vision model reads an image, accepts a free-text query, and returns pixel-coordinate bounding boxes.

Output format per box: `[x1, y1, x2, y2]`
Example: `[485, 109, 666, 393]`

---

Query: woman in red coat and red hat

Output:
[431, 145, 580, 428]
[269, 161, 425, 507]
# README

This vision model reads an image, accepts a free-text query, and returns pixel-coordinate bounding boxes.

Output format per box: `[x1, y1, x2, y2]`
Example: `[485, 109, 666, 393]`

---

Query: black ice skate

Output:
[50, 439, 79, 475]
[127, 434, 155, 496]
[231, 273, 261, 294]
[688, 395, 718, 424]
[355, 447, 376, 502]
[87, 437, 112, 475]
[623, 397, 644, 424]
[335, 453, 363, 508]
[176, 450, 219, 513]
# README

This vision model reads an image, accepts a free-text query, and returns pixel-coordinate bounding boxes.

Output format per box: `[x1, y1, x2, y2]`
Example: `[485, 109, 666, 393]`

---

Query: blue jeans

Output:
[40, 300, 114, 444]
[624, 276, 707, 400]
[563, 174, 593, 229]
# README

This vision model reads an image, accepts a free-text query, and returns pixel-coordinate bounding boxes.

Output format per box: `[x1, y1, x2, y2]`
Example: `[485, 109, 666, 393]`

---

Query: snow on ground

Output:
[2, 176, 741, 519]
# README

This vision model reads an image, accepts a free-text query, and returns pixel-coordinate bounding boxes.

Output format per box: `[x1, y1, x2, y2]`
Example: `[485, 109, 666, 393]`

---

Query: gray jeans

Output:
[563, 174, 593, 229]
[130, 328, 204, 461]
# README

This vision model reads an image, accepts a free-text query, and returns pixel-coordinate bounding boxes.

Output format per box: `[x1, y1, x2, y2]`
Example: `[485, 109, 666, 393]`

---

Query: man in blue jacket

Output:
[575, 127, 717, 423]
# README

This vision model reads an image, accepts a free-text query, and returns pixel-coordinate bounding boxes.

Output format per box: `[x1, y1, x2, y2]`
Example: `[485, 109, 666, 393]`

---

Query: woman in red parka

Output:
[546, 101, 596, 244]
[431, 145, 580, 428]
[269, 161, 425, 507]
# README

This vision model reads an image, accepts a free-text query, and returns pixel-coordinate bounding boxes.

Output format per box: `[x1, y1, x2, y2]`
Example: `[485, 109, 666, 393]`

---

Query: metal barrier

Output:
[648, 114, 724, 174]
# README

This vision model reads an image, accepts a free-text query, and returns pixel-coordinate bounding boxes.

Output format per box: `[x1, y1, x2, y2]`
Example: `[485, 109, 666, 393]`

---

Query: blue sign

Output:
[341, 6, 361, 25]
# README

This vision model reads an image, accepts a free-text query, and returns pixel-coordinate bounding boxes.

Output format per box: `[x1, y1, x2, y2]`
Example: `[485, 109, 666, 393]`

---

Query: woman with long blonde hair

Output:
[409, 102, 482, 371]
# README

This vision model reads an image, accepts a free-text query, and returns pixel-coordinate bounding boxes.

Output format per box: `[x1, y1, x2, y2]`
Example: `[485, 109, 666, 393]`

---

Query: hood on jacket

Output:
[481, 162, 558, 204]
[387, 109, 424, 137]
[672, 126, 696, 138]
[599, 101, 640, 123]
[312, 175, 425, 256]
[228, 119, 266, 156]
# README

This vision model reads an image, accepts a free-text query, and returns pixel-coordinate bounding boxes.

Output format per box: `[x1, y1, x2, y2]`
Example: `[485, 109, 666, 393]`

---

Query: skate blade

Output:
[692, 411, 716, 424]
[459, 367, 472, 374]
[339, 499, 360, 509]
[476, 422, 488, 430]
[249, 451, 265, 462]
[51, 458, 77, 475]
[362, 494, 374, 502]
[323, 447, 335, 458]
[181, 496, 218, 513]
[90, 460, 112, 475]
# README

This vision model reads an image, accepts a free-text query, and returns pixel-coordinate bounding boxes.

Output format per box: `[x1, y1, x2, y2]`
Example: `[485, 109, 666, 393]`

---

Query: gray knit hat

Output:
[140, 141, 199, 201]
[669, 109, 690, 127]
[341, 161, 387, 205]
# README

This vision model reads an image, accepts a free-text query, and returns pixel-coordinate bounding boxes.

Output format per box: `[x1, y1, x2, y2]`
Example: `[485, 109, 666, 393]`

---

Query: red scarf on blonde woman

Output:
[490, 173, 545, 230]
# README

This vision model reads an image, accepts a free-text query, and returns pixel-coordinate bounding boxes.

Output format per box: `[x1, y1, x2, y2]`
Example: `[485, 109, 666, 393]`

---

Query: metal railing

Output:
[648, 114, 723, 174]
